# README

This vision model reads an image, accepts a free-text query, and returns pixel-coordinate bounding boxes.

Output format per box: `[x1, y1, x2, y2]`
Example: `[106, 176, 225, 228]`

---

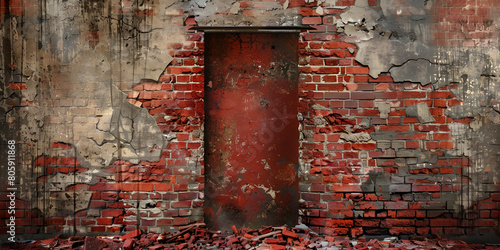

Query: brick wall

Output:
[431, 0, 498, 47]
[0, 0, 499, 241]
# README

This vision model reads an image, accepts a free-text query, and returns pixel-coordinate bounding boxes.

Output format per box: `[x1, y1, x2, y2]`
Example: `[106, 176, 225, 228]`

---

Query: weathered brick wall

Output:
[1, 0, 499, 242]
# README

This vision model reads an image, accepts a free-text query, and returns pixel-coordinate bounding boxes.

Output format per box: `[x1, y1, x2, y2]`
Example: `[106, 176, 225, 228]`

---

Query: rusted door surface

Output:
[204, 31, 299, 230]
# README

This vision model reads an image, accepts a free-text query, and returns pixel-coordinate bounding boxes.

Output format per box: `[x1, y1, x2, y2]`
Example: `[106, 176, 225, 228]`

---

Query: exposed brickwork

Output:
[431, 0, 499, 47]
[295, 0, 498, 237]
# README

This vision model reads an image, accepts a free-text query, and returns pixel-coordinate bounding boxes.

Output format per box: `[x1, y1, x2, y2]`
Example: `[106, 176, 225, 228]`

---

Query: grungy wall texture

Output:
[0, 0, 499, 243]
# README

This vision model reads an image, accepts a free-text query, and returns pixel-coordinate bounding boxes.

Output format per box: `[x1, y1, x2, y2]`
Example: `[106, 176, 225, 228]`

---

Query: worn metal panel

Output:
[204, 32, 299, 230]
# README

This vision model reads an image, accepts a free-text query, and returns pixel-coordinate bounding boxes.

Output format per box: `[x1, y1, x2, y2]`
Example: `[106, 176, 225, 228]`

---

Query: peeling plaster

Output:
[36, 190, 92, 217]
[346, 0, 499, 211]
[185, 0, 301, 26]
[406, 102, 435, 123]
[46, 173, 96, 191]
[0, 0, 179, 220]
[338, 6, 381, 41]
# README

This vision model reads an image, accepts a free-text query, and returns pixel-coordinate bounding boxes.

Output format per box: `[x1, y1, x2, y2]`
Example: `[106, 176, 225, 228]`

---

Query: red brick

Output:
[325, 219, 354, 227]
[413, 185, 440, 192]
[302, 17, 322, 25]
[44, 218, 65, 225]
[381, 219, 414, 228]
[433, 133, 451, 140]
[102, 192, 118, 201]
[478, 201, 496, 210]
[91, 226, 106, 232]
[155, 184, 172, 191]
[351, 92, 375, 100]
[318, 67, 340, 74]
[318, 84, 344, 91]
[121, 229, 142, 241]
[97, 218, 113, 225]
[173, 217, 189, 225]
[397, 210, 416, 217]
[351, 143, 376, 150]
[440, 141, 454, 149]
[177, 133, 190, 141]
[102, 210, 124, 217]
[433, 100, 447, 108]
[398, 91, 426, 99]
[178, 192, 198, 201]
[346, 67, 370, 74]
[426, 141, 440, 149]
[439, 167, 455, 174]
[430, 218, 458, 227]
[313, 134, 325, 142]
[329, 184, 362, 192]
[389, 227, 415, 235]
[325, 92, 350, 99]
[302, 33, 338, 41]
[121, 183, 154, 192]
[320, 75, 336, 84]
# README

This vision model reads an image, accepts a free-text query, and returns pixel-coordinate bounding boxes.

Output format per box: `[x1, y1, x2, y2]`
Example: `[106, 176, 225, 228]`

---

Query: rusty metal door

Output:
[204, 30, 299, 230]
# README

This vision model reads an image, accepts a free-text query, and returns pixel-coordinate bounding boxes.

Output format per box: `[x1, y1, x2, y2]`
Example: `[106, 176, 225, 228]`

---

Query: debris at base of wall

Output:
[4, 223, 499, 250]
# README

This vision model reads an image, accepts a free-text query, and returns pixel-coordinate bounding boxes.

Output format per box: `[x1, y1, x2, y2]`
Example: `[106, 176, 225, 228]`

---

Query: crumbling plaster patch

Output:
[36, 190, 93, 218]
[185, 0, 301, 26]
[406, 102, 435, 123]
[0, 0, 190, 217]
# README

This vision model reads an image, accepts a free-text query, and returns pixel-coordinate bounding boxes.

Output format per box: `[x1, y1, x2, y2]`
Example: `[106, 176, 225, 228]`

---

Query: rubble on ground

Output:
[3, 223, 499, 249]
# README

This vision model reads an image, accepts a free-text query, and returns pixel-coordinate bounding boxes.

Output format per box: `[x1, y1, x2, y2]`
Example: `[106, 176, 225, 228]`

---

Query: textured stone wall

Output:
[0, 0, 498, 243]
